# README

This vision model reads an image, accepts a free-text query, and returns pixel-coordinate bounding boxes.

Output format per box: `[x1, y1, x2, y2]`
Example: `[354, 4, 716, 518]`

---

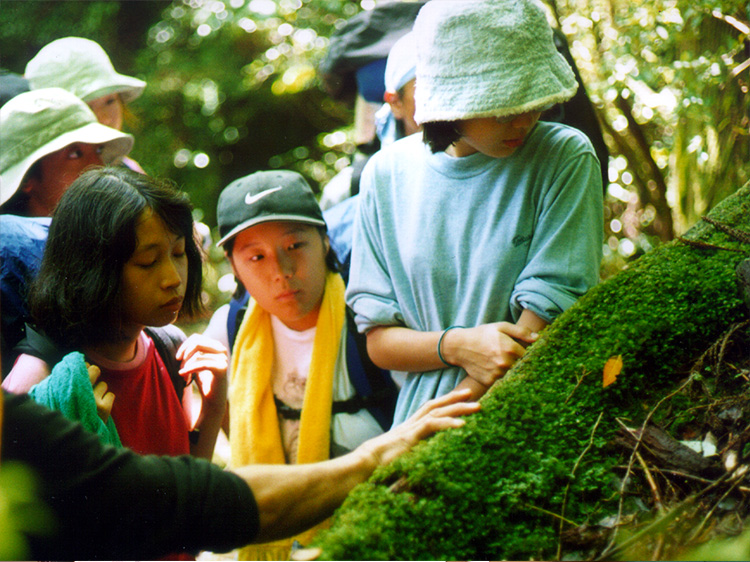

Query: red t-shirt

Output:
[88, 332, 191, 456]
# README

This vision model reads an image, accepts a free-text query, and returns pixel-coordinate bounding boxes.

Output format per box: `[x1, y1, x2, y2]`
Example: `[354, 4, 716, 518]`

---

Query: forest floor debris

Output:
[563, 320, 750, 561]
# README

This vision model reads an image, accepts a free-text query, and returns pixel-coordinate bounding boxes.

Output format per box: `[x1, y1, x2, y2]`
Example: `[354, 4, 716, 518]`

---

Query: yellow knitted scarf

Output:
[229, 271, 345, 560]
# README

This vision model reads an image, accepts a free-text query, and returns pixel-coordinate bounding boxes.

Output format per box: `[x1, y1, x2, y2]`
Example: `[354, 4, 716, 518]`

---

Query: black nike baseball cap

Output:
[216, 170, 326, 247]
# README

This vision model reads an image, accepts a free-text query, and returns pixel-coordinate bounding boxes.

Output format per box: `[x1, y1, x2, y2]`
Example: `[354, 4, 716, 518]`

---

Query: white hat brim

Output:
[217, 215, 326, 247]
[82, 74, 147, 104]
[1, 122, 134, 205]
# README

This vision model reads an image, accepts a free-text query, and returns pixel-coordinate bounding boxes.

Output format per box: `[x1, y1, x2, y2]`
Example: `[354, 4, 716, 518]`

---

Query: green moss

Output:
[315, 183, 750, 560]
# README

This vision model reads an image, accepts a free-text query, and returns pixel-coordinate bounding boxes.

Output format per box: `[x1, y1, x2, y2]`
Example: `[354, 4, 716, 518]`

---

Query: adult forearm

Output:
[234, 389, 480, 544]
[233, 449, 375, 543]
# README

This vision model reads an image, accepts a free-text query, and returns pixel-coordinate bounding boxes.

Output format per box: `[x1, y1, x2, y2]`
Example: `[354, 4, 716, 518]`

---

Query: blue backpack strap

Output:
[344, 308, 398, 430]
[227, 289, 251, 353]
[323, 195, 359, 284]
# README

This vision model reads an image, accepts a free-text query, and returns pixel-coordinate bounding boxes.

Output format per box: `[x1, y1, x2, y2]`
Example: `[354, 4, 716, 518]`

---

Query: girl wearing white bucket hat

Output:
[25, 37, 145, 129]
[0, 88, 133, 376]
[0, 87, 133, 217]
[346, 0, 604, 426]
[25, 37, 145, 172]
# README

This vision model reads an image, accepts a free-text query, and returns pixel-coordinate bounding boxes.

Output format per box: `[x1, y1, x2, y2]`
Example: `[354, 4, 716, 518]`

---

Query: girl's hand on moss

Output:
[441, 323, 537, 386]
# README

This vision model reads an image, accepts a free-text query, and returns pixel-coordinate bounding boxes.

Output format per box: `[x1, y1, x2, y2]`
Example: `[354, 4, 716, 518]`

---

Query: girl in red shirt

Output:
[4, 166, 227, 461]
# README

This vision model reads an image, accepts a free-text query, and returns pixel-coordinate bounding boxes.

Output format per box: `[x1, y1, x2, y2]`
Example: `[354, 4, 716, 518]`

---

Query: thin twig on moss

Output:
[702, 216, 750, 245]
[688, 466, 747, 542]
[557, 411, 604, 561]
[564, 367, 591, 404]
[636, 450, 664, 513]
[599, 467, 736, 560]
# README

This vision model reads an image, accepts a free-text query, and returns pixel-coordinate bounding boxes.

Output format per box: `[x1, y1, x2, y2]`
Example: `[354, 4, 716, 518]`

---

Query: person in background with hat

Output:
[320, 30, 421, 212]
[320, 29, 420, 287]
[317, 2, 425, 212]
[0, 87, 133, 217]
[202, 170, 397, 560]
[0, 88, 133, 377]
[25, 36, 147, 173]
[346, 0, 604, 427]
[374, 30, 421, 151]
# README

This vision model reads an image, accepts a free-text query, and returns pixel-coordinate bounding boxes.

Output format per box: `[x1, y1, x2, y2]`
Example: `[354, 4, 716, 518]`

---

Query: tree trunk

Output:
[314, 182, 750, 561]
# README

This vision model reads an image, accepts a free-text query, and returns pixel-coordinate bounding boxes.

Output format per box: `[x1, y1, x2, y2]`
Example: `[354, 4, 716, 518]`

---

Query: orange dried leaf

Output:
[603, 355, 623, 388]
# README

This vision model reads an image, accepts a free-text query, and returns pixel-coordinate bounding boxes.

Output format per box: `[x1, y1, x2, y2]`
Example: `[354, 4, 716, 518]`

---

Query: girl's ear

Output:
[388, 93, 407, 120]
[323, 234, 331, 257]
[21, 176, 39, 195]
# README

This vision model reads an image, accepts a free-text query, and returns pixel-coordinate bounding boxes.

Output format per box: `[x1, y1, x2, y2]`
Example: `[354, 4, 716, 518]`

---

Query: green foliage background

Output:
[2, 0, 361, 227]
[2, 0, 748, 268]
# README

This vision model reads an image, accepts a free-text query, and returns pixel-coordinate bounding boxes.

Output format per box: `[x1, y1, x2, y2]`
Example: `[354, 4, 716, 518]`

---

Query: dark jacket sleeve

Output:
[2, 391, 259, 560]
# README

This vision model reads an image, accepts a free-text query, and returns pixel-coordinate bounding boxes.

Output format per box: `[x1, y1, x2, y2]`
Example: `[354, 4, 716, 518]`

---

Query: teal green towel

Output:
[29, 351, 122, 448]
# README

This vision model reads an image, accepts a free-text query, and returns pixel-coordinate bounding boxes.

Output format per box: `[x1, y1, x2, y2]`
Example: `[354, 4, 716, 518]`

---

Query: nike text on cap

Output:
[216, 170, 326, 247]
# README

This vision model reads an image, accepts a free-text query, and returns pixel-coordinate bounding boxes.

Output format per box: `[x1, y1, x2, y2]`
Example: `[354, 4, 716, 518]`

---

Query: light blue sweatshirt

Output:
[346, 122, 604, 425]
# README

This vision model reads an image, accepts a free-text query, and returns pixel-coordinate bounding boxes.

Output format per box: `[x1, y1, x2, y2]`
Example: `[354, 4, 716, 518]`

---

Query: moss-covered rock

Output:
[314, 183, 750, 560]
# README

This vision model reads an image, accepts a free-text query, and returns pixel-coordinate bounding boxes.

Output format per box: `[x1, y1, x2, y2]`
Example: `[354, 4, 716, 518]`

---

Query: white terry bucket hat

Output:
[413, 0, 578, 124]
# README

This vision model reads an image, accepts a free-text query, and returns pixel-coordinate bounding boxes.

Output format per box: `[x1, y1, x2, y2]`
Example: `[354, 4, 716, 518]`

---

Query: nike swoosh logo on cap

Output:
[245, 186, 283, 205]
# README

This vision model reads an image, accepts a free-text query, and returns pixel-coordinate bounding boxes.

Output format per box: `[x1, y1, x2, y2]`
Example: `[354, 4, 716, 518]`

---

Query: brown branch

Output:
[599, 375, 697, 560]
[598, 470, 736, 560]
[688, 470, 746, 542]
[677, 237, 746, 252]
[597, 106, 673, 242]
[614, 94, 674, 241]
[702, 216, 750, 245]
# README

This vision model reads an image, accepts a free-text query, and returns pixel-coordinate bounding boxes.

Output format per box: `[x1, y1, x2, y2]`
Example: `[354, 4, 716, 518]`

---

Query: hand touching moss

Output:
[356, 387, 481, 467]
[440, 323, 538, 387]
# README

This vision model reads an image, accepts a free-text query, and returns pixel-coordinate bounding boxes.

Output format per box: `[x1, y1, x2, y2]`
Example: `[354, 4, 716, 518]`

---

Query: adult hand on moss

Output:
[233, 388, 480, 543]
[357, 388, 480, 467]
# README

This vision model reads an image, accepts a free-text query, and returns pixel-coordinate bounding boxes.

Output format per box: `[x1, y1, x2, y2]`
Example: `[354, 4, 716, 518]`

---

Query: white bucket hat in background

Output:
[376, 30, 419, 146]
[25, 37, 146, 103]
[413, 0, 578, 125]
[384, 31, 417, 97]
[0, 88, 134, 206]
